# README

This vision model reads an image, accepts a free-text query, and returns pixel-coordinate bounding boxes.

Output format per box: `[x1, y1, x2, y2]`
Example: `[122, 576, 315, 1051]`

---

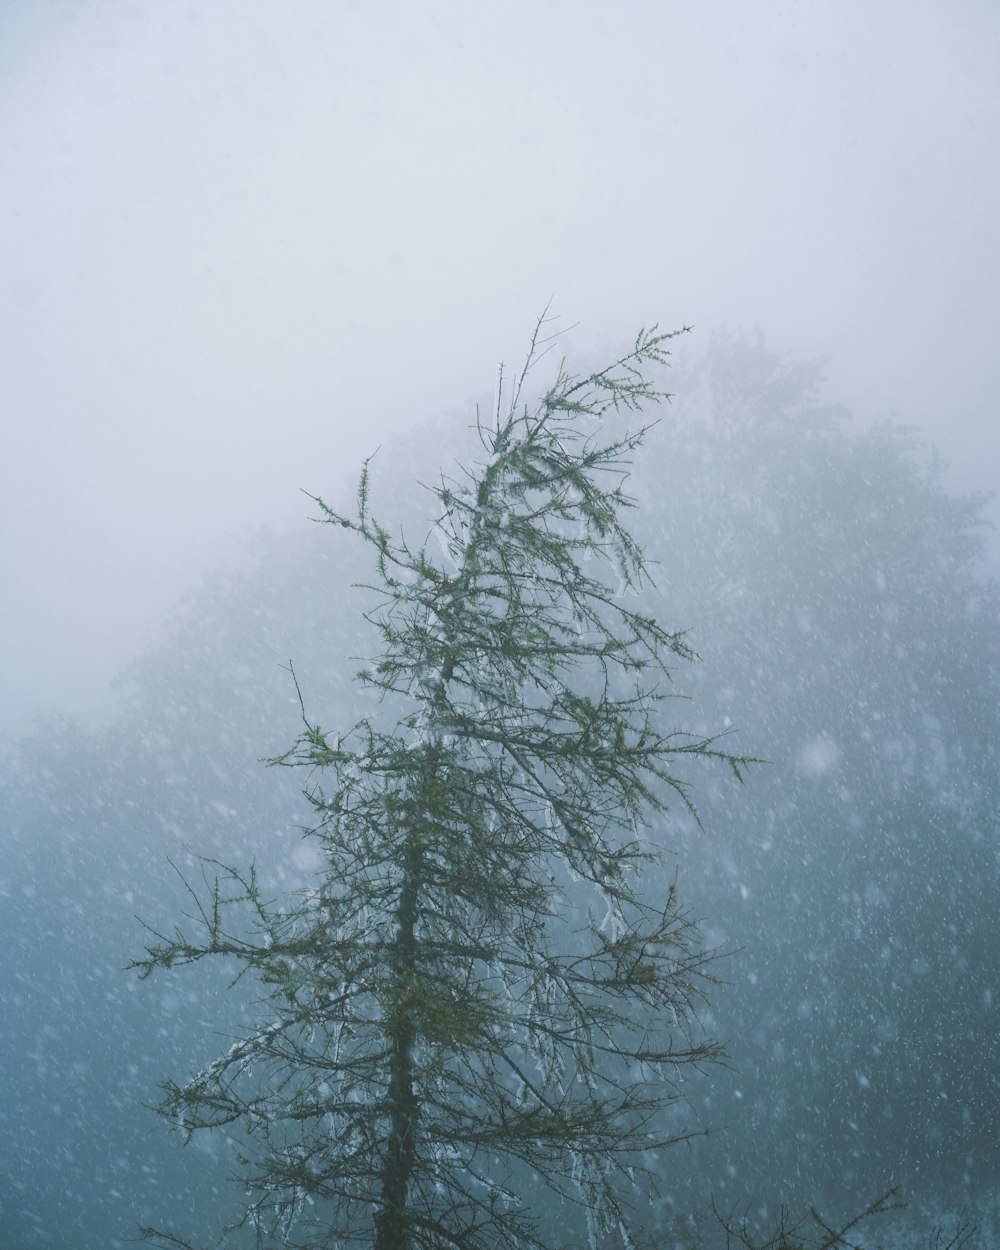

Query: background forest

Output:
[2, 335, 997, 1248]
[3, 2, 998, 1246]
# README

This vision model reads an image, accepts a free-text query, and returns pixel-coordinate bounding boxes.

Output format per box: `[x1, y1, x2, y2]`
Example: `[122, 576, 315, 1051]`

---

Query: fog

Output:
[2, 4, 1000, 1248]
[2, 0, 998, 738]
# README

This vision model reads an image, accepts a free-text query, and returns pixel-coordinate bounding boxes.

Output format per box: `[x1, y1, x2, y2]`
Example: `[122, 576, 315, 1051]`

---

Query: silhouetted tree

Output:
[627, 334, 1000, 1211]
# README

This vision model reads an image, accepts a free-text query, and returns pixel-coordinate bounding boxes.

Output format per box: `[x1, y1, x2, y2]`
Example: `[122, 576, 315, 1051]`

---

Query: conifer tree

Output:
[133, 316, 751, 1250]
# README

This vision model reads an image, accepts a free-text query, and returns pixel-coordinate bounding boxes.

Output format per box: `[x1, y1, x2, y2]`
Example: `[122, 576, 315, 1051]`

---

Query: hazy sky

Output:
[2, 0, 998, 739]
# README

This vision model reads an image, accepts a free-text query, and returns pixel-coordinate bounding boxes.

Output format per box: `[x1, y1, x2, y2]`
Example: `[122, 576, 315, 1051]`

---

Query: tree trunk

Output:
[373, 837, 421, 1250]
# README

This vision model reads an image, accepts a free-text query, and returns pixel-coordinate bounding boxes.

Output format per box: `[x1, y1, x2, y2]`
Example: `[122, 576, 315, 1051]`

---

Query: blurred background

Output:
[1, 3, 998, 1247]
[1, 0, 998, 738]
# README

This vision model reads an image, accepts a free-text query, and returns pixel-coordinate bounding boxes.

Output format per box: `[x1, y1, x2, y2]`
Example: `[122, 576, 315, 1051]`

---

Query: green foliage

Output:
[132, 316, 753, 1250]
[703, 1189, 978, 1250]
[711, 1189, 905, 1250]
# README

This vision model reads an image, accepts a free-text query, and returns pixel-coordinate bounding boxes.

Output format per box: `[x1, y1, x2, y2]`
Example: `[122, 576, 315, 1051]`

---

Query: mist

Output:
[2, 4, 999, 1248]
[2, 0, 998, 738]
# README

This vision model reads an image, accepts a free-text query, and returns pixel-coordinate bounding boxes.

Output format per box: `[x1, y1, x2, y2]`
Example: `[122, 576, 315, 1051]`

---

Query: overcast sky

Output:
[2, 0, 998, 739]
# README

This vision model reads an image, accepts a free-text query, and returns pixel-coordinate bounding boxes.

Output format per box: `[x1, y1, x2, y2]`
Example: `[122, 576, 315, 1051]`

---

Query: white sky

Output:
[2, 0, 998, 738]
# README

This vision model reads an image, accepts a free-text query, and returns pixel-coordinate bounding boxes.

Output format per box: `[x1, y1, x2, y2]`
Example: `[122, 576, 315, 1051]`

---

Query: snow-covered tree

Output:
[131, 318, 751, 1250]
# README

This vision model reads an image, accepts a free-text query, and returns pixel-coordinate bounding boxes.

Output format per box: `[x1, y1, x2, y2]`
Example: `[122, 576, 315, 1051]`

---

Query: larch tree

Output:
[132, 317, 752, 1250]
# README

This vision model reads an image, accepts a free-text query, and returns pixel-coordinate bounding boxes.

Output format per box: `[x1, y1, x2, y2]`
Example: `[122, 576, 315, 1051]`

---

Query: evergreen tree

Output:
[132, 318, 751, 1250]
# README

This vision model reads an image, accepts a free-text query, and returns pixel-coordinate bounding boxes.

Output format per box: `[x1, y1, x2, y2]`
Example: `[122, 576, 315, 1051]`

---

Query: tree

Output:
[132, 316, 752, 1250]
[624, 334, 1000, 1213]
